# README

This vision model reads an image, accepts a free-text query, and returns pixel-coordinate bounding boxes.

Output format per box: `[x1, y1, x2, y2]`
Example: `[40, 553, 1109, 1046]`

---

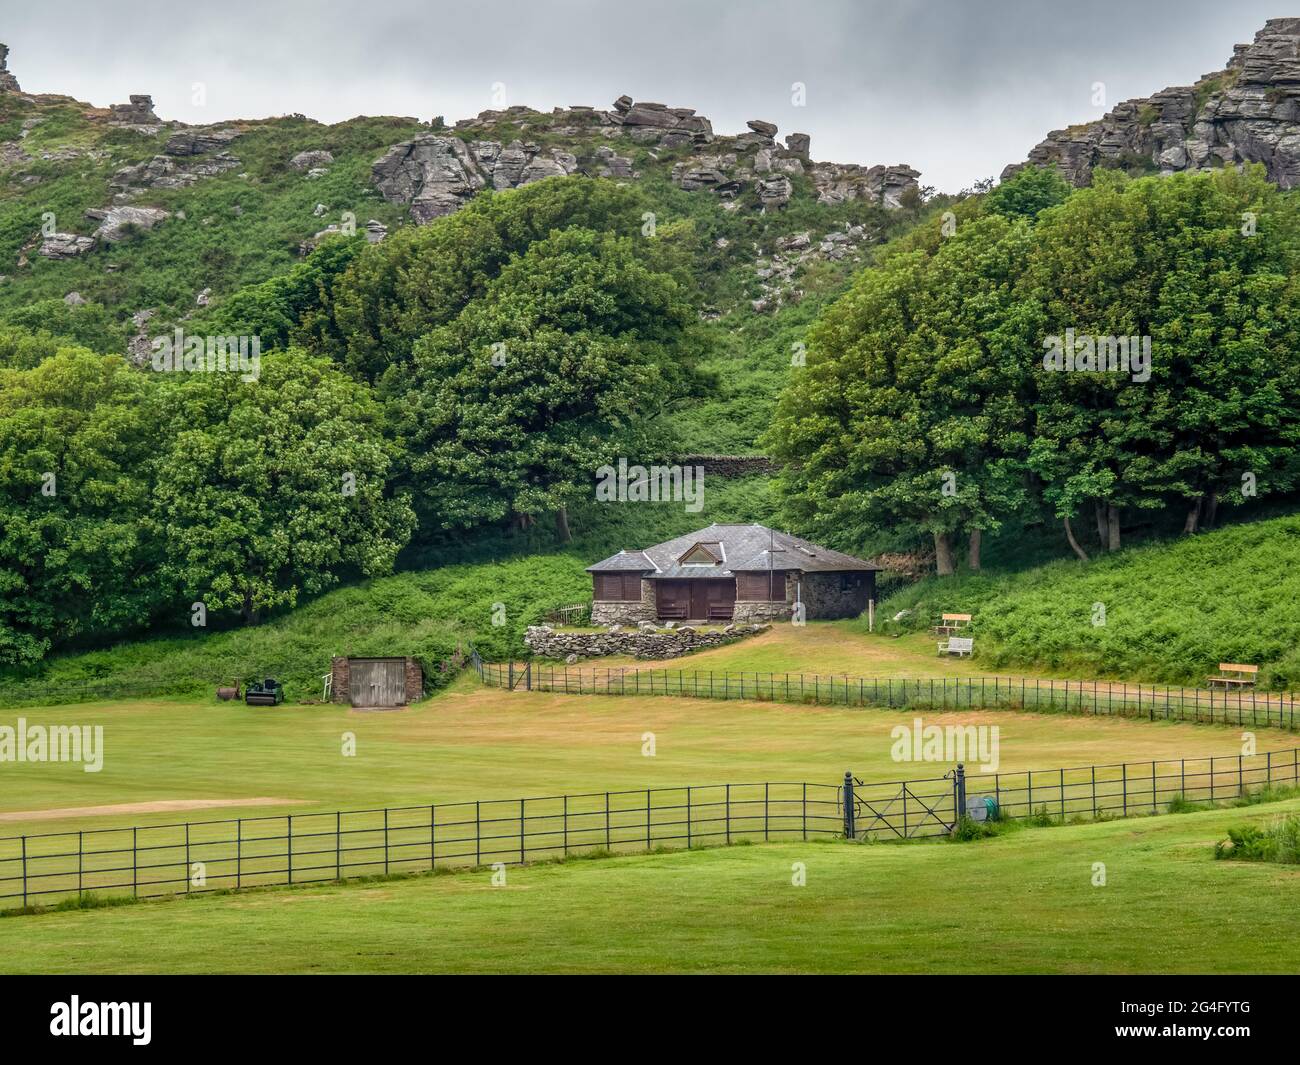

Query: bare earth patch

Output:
[0, 798, 299, 823]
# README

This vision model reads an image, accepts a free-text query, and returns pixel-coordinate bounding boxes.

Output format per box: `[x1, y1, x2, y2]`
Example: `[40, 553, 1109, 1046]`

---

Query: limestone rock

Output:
[364, 219, 388, 243]
[109, 95, 159, 127]
[85, 205, 169, 243]
[63, 291, 86, 306]
[757, 175, 792, 210]
[785, 132, 811, 159]
[747, 119, 778, 137]
[39, 233, 95, 259]
[0, 43, 20, 93]
[290, 149, 334, 171]
[164, 128, 240, 156]
[371, 133, 486, 222]
[1005, 18, 1300, 189]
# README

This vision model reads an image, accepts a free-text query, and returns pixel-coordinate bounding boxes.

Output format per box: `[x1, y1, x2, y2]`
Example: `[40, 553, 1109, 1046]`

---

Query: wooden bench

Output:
[938, 636, 974, 658]
[657, 604, 688, 620]
[933, 612, 972, 637]
[1208, 663, 1258, 689]
[706, 603, 734, 620]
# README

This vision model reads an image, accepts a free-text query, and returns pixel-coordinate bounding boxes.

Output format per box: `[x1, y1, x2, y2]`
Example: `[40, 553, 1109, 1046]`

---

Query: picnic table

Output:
[933, 612, 972, 637]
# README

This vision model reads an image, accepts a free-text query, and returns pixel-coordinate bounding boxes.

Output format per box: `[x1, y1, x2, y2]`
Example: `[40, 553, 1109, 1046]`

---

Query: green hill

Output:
[879, 512, 1300, 688]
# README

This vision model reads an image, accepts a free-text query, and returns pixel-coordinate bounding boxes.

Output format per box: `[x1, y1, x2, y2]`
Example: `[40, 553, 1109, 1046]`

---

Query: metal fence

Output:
[476, 661, 1300, 730]
[3, 746, 1297, 913]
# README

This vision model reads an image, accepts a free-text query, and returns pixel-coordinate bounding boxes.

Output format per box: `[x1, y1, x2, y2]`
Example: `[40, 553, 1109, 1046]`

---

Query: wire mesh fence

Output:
[476, 660, 1300, 730]
[3, 747, 1297, 913]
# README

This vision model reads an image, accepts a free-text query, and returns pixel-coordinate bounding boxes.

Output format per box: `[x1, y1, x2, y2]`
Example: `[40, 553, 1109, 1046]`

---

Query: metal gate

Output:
[842, 768, 962, 841]
[349, 658, 407, 707]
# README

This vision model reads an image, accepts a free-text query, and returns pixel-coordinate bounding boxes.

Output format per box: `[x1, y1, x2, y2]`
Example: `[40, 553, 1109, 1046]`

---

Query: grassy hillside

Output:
[0, 473, 778, 700]
[6, 798, 1299, 973]
[878, 513, 1300, 688]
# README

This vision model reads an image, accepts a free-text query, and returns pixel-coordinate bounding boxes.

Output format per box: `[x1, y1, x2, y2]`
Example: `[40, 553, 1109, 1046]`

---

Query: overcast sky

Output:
[1, 1, 1287, 191]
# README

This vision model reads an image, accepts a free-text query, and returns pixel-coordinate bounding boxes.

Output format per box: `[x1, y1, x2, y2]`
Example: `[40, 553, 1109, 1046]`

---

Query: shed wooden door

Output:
[692, 580, 735, 620]
[350, 658, 406, 707]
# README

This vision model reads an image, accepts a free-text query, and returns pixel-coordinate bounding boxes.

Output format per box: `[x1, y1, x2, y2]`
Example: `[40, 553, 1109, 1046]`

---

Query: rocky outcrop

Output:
[372, 131, 584, 221]
[109, 95, 160, 128]
[371, 134, 487, 222]
[0, 44, 20, 93]
[812, 162, 920, 208]
[289, 149, 333, 171]
[373, 96, 920, 222]
[39, 233, 95, 259]
[109, 152, 239, 197]
[1006, 19, 1300, 188]
[164, 128, 240, 156]
[85, 205, 170, 243]
[524, 622, 768, 661]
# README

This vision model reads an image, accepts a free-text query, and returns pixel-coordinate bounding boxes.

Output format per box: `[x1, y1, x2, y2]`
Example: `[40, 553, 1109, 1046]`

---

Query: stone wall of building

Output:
[590, 577, 657, 626]
[330, 656, 351, 704]
[798, 571, 872, 620]
[525, 622, 767, 661]
[733, 570, 796, 623]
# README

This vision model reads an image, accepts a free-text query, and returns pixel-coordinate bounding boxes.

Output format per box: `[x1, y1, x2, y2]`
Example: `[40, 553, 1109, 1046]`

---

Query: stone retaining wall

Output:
[525, 622, 769, 661]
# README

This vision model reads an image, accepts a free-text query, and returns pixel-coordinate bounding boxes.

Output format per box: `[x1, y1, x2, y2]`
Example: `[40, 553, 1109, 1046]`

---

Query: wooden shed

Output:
[330, 656, 423, 708]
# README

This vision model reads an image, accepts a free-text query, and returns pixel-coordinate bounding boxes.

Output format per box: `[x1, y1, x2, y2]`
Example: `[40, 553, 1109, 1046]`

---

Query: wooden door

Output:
[698, 580, 735, 620]
[350, 659, 406, 707]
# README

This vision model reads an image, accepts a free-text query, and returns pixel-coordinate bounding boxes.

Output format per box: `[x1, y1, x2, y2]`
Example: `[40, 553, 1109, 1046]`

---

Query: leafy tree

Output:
[1027, 166, 1300, 552]
[326, 177, 656, 383]
[203, 235, 366, 353]
[0, 350, 163, 666]
[390, 227, 697, 537]
[987, 165, 1073, 220]
[150, 350, 415, 624]
[767, 213, 1040, 573]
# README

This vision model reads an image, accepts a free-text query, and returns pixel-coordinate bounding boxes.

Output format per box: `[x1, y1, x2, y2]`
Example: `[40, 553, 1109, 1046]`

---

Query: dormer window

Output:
[678, 541, 723, 565]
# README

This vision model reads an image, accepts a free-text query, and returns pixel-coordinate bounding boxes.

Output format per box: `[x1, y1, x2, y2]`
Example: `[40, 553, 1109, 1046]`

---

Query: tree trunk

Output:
[1202, 491, 1219, 528]
[240, 586, 260, 626]
[934, 531, 956, 576]
[967, 529, 982, 572]
[1182, 497, 1201, 535]
[555, 505, 572, 544]
[1094, 501, 1108, 547]
[1064, 517, 1090, 562]
[1106, 504, 1121, 551]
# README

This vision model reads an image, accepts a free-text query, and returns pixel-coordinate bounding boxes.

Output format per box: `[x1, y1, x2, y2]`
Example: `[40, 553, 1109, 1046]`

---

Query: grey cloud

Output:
[1, 0, 1285, 190]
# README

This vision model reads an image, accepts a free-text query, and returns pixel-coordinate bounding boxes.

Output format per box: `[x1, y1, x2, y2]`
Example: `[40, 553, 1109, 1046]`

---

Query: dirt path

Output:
[0, 797, 300, 823]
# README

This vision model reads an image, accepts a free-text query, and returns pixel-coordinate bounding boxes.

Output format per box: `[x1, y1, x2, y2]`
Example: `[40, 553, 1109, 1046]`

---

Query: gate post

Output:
[954, 763, 967, 831]
[842, 772, 855, 840]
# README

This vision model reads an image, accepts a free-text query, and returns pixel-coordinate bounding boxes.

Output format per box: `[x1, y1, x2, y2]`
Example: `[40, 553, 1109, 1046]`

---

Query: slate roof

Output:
[586, 524, 879, 577]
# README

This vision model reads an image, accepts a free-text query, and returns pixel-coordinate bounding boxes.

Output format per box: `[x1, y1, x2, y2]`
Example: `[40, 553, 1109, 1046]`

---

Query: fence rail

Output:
[475, 662, 1300, 730]
[3, 746, 1298, 913]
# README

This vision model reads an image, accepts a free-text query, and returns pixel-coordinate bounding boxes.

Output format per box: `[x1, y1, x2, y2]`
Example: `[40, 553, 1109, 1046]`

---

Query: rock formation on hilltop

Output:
[372, 97, 920, 223]
[0, 44, 19, 93]
[1006, 18, 1300, 188]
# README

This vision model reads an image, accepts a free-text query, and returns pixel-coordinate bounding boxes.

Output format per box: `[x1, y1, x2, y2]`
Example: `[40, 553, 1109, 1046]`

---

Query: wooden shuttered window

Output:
[594, 573, 642, 601]
[735, 571, 787, 601]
